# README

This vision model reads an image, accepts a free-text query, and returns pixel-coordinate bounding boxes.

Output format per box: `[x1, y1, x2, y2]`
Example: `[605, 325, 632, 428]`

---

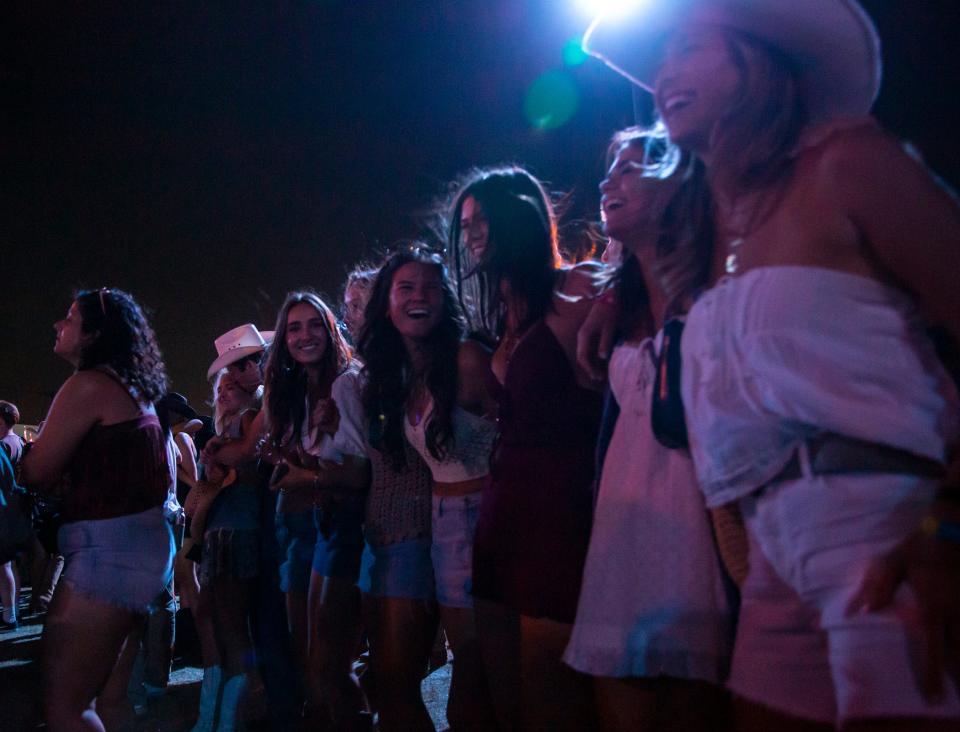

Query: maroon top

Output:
[472, 320, 602, 622]
[64, 414, 170, 522]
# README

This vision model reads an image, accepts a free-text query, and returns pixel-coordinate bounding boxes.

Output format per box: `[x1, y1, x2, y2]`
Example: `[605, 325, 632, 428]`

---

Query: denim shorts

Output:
[312, 495, 365, 582]
[431, 492, 481, 609]
[274, 510, 316, 593]
[58, 506, 174, 613]
[357, 537, 435, 600]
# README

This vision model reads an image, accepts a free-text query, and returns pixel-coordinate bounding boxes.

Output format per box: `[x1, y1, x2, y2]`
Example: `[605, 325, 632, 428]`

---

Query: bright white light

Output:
[574, 0, 650, 20]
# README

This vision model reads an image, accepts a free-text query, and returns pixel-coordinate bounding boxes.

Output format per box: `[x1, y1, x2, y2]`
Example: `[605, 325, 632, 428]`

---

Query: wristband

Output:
[920, 516, 960, 544]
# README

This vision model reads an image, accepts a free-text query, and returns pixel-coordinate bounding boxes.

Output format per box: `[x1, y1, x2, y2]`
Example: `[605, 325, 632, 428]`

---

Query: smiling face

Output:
[459, 195, 490, 262]
[599, 142, 681, 248]
[654, 24, 741, 155]
[216, 372, 248, 417]
[53, 301, 92, 365]
[285, 302, 330, 368]
[388, 262, 444, 342]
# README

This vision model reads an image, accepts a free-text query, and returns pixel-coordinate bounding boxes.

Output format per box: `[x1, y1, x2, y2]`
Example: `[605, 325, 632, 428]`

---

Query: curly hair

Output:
[358, 245, 466, 469]
[74, 288, 168, 403]
[442, 166, 561, 339]
[262, 291, 353, 449]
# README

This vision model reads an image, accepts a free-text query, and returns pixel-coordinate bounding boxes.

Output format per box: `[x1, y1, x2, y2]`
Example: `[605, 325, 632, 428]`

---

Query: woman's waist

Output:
[432, 476, 486, 497]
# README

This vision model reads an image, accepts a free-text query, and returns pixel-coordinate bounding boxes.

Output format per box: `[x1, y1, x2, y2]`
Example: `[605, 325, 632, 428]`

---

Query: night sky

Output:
[4, 1, 958, 423]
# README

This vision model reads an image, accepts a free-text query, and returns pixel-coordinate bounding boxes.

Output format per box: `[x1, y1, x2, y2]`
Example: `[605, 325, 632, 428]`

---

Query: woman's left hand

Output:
[312, 397, 340, 436]
[847, 514, 960, 703]
[269, 460, 314, 494]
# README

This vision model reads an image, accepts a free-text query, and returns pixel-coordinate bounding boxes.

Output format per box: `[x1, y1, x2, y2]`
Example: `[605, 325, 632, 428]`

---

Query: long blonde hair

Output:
[212, 369, 262, 437]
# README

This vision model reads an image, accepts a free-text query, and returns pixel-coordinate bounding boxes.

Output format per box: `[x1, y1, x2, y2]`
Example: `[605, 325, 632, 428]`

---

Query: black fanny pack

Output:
[651, 317, 689, 450]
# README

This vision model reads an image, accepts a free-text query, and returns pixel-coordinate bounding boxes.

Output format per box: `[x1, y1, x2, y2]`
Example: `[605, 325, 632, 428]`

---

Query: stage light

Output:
[574, 0, 651, 20]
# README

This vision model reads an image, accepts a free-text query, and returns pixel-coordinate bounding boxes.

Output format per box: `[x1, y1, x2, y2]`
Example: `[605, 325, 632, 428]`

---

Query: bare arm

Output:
[457, 339, 497, 418]
[547, 261, 606, 389]
[175, 432, 199, 487]
[830, 126, 960, 341]
[21, 372, 109, 486]
[202, 409, 265, 467]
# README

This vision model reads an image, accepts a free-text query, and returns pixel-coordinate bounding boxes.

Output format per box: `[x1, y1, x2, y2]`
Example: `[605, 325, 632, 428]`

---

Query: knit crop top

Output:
[404, 400, 497, 483]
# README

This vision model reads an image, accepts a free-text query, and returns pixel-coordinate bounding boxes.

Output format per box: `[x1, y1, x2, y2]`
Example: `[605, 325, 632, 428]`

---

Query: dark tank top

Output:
[473, 320, 602, 622]
[64, 401, 169, 523]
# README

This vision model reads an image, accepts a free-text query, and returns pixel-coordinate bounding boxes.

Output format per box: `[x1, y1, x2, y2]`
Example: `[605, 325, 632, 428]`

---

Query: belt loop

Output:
[798, 440, 813, 479]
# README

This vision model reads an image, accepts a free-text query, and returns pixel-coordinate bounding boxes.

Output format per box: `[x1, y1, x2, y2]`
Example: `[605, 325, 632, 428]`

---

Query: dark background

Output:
[3, 1, 958, 422]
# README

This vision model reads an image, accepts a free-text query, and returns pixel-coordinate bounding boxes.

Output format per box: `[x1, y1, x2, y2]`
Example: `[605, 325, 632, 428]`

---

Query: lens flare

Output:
[524, 70, 579, 130]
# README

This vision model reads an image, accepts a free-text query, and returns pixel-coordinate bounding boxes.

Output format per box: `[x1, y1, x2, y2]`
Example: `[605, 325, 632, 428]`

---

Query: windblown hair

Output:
[262, 291, 353, 449]
[344, 265, 378, 295]
[358, 245, 466, 468]
[709, 29, 808, 191]
[212, 369, 261, 437]
[605, 126, 714, 333]
[74, 288, 168, 403]
[442, 166, 561, 339]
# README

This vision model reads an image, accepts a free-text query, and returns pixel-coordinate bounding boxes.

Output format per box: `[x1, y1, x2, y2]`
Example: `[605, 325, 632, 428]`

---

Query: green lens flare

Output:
[523, 70, 579, 130]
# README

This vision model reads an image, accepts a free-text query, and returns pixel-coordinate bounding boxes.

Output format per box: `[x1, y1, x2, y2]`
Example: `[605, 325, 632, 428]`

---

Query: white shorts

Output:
[731, 463, 960, 725]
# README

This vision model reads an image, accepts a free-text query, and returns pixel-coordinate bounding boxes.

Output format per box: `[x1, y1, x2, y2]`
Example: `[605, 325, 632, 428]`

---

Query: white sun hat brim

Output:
[583, 0, 881, 124]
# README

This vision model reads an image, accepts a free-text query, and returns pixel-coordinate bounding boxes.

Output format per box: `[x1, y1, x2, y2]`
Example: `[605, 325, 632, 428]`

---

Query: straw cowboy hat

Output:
[206, 324, 271, 380]
[582, 0, 882, 124]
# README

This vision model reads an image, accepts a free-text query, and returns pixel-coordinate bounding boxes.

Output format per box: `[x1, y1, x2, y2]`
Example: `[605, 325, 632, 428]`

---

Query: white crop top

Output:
[404, 400, 498, 483]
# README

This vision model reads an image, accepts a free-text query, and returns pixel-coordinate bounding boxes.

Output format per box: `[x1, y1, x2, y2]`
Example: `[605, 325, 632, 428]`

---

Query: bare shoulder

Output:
[804, 120, 923, 194]
[458, 338, 493, 373]
[557, 261, 606, 300]
[59, 370, 119, 404]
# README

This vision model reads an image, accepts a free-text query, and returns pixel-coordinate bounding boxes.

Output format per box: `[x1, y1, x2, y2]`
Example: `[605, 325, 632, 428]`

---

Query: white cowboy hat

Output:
[583, 0, 881, 124]
[206, 324, 268, 379]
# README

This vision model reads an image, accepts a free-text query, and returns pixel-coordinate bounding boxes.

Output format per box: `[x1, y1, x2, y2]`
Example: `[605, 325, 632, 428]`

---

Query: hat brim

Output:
[206, 345, 265, 380]
[583, 0, 881, 124]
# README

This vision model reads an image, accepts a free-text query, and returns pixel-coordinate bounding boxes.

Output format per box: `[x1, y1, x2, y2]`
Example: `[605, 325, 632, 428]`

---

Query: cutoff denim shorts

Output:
[312, 494, 365, 582]
[431, 492, 481, 609]
[58, 506, 174, 613]
[357, 537, 435, 600]
[274, 509, 316, 593]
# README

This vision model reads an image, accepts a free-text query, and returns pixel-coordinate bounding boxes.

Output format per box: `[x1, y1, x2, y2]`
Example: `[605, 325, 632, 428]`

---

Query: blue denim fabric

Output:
[431, 492, 481, 609]
[357, 537, 435, 600]
[58, 506, 174, 613]
[311, 494, 365, 581]
[274, 509, 316, 593]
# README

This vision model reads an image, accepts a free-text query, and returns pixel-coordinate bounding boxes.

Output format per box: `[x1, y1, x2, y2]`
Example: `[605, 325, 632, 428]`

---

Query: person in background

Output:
[21, 287, 174, 732]
[342, 265, 378, 344]
[0, 400, 24, 630]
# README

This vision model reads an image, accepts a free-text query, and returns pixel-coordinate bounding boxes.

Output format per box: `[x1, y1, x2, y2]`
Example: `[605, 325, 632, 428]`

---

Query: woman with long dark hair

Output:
[445, 168, 605, 730]
[22, 288, 173, 732]
[360, 245, 499, 729]
[584, 2, 960, 729]
[261, 291, 371, 729]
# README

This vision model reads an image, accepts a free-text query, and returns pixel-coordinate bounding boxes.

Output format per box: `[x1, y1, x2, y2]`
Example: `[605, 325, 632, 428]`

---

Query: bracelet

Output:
[920, 516, 960, 544]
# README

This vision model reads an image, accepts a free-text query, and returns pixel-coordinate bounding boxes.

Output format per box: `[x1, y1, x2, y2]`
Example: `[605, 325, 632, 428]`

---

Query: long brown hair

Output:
[262, 291, 352, 449]
[709, 29, 808, 191]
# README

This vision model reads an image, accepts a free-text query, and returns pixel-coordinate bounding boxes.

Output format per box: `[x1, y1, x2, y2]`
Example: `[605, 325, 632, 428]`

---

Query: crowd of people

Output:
[2, 1, 959, 731]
